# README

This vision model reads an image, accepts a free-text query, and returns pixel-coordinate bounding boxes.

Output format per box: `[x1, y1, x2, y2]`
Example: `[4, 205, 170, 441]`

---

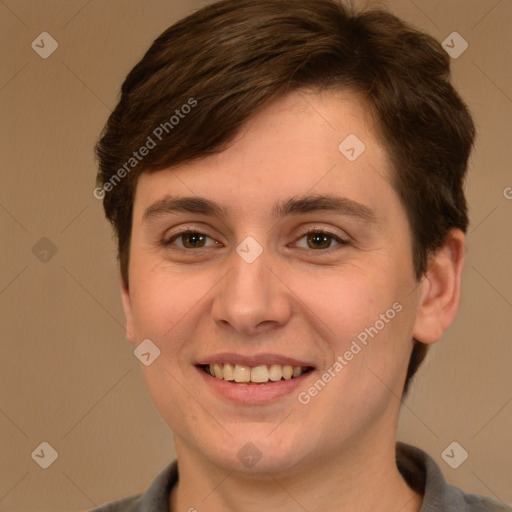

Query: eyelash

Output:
[162, 227, 349, 253]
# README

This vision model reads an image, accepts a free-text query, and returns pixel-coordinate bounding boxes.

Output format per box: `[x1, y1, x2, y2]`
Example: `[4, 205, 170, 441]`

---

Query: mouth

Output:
[199, 363, 314, 384]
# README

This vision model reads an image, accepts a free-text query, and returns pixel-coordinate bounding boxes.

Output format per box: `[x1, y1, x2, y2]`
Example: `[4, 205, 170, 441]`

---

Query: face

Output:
[122, 89, 427, 474]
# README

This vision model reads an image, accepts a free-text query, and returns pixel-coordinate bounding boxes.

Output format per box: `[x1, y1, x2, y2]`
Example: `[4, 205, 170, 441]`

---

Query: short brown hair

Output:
[95, 0, 475, 394]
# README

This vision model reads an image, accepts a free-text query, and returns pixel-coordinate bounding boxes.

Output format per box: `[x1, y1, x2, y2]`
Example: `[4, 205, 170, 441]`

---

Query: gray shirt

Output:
[90, 442, 510, 511]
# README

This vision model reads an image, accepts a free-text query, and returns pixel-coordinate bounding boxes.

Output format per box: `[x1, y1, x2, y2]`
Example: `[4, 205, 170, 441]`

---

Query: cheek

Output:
[303, 262, 415, 380]
[128, 261, 212, 349]
[304, 263, 396, 335]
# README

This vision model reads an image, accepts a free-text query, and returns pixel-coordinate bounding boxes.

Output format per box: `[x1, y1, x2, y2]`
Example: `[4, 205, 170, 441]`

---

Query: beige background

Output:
[0, 0, 510, 510]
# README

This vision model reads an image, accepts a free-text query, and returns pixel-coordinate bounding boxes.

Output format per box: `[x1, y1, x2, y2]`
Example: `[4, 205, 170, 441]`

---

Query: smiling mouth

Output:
[200, 363, 314, 384]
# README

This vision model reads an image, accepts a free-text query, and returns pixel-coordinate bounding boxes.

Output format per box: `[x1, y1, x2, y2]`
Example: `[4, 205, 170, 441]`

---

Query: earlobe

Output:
[120, 278, 136, 344]
[412, 229, 466, 345]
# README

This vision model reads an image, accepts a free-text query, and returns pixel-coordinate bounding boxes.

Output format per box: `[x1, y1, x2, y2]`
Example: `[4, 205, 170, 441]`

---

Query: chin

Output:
[200, 428, 310, 476]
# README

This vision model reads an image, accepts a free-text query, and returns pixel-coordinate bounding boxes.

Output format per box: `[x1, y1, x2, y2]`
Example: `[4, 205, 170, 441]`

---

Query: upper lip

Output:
[196, 352, 315, 368]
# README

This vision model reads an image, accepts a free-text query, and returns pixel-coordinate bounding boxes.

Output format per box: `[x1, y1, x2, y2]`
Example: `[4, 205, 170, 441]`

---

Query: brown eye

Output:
[306, 232, 332, 249]
[164, 231, 218, 249]
[295, 229, 348, 251]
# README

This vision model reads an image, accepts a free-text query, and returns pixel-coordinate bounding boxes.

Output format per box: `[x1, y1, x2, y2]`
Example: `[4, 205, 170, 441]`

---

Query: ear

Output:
[120, 277, 136, 344]
[412, 229, 466, 344]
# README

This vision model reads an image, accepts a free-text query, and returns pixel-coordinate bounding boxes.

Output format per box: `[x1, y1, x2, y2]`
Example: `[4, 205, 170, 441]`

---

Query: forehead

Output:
[133, 89, 395, 221]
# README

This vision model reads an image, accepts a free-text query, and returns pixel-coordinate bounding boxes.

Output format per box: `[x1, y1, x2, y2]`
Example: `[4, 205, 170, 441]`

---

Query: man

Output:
[91, 0, 509, 510]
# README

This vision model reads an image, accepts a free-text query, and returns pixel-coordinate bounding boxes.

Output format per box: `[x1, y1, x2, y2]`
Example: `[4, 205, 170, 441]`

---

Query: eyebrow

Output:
[142, 193, 378, 224]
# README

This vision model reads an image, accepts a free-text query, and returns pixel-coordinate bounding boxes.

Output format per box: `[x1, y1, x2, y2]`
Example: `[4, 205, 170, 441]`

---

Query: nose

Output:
[211, 240, 292, 337]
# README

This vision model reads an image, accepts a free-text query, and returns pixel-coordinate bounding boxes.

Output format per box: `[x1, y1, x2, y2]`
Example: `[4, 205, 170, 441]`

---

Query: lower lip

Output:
[196, 366, 314, 405]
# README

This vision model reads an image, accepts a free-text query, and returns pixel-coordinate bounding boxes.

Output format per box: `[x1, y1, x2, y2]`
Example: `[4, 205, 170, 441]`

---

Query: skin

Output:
[121, 89, 465, 512]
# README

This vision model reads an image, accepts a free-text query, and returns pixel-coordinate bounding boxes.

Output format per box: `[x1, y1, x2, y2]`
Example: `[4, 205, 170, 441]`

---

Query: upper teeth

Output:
[207, 363, 306, 383]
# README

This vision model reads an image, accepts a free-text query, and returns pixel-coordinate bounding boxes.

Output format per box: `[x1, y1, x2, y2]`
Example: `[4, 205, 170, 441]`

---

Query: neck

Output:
[169, 431, 423, 512]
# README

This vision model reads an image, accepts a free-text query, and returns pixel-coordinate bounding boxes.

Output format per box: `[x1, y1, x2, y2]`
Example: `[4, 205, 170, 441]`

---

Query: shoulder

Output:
[87, 493, 142, 512]
[87, 460, 178, 512]
[443, 482, 511, 512]
[396, 442, 510, 512]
